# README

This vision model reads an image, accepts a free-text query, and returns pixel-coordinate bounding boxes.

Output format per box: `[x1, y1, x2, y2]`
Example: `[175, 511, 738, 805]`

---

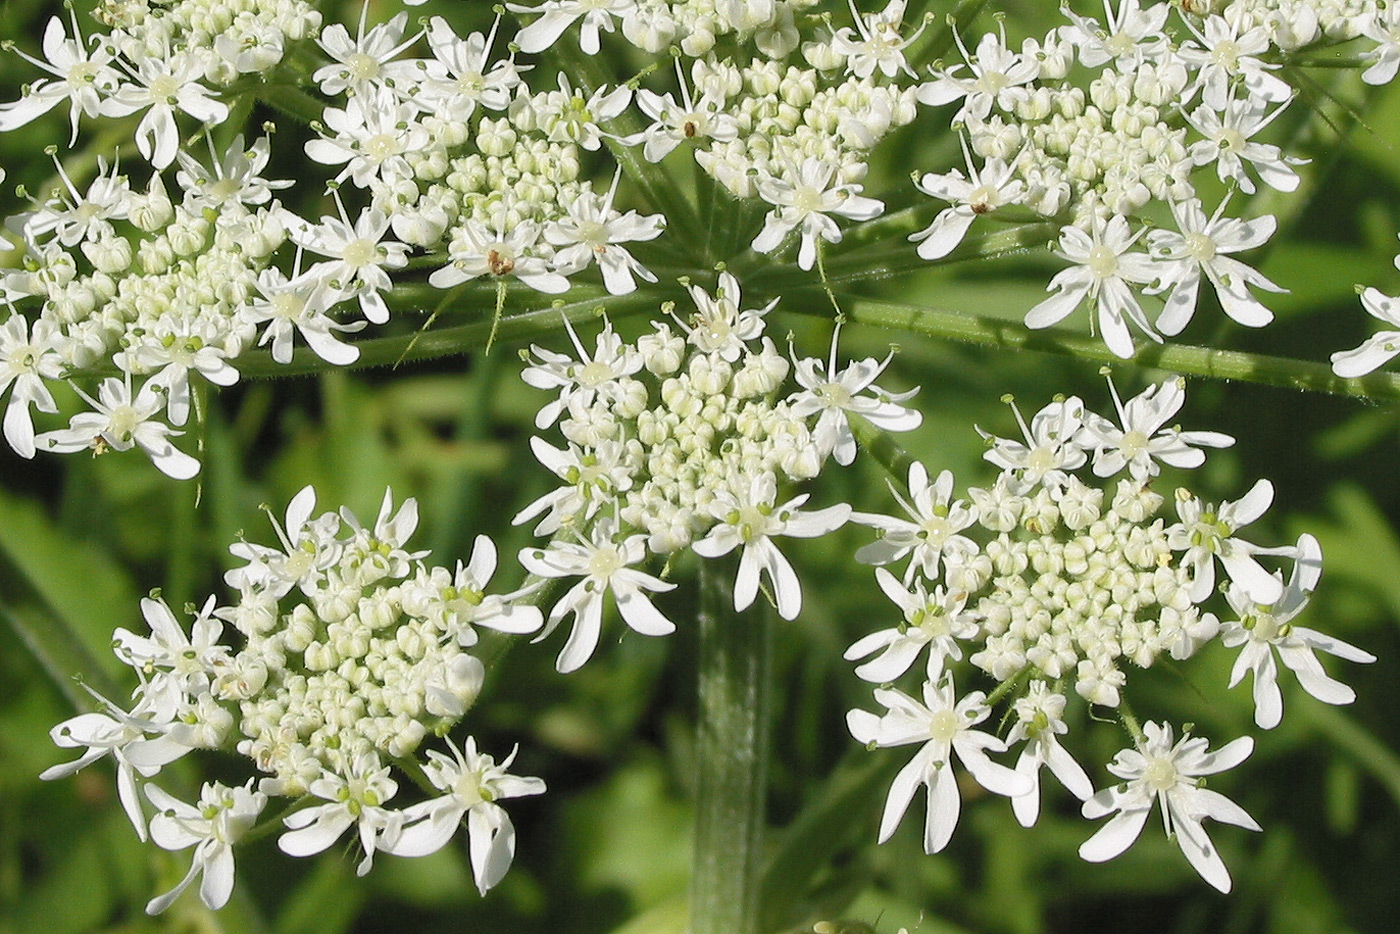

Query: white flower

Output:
[278, 753, 401, 876]
[313, 9, 423, 98]
[102, 45, 229, 170]
[1005, 682, 1093, 828]
[243, 253, 367, 366]
[692, 471, 851, 620]
[633, 60, 739, 163]
[1168, 479, 1291, 604]
[1361, 4, 1400, 85]
[42, 690, 190, 841]
[831, 0, 923, 79]
[977, 395, 1088, 492]
[911, 142, 1025, 261]
[176, 134, 290, 212]
[1331, 282, 1400, 377]
[853, 462, 978, 583]
[1061, 0, 1170, 67]
[520, 519, 677, 673]
[1079, 722, 1259, 893]
[0, 12, 120, 144]
[421, 15, 523, 120]
[23, 155, 129, 248]
[1025, 216, 1161, 360]
[508, 0, 638, 55]
[119, 314, 240, 427]
[521, 315, 643, 428]
[1177, 12, 1291, 111]
[1081, 377, 1234, 481]
[846, 674, 1032, 853]
[1220, 534, 1375, 729]
[405, 535, 545, 646]
[917, 28, 1038, 122]
[546, 174, 666, 295]
[36, 374, 200, 480]
[1188, 97, 1303, 195]
[0, 315, 64, 458]
[305, 89, 430, 188]
[114, 596, 229, 719]
[224, 484, 343, 597]
[429, 213, 570, 295]
[293, 195, 409, 325]
[751, 156, 884, 271]
[675, 272, 775, 362]
[789, 328, 922, 467]
[144, 781, 266, 914]
[388, 738, 546, 894]
[1146, 198, 1285, 336]
[844, 568, 978, 682]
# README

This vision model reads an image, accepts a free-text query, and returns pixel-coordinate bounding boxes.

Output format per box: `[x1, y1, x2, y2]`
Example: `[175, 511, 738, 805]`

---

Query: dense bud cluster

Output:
[847, 377, 1374, 890]
[517, 272, 920, 670]
[43, 488, 546, 911]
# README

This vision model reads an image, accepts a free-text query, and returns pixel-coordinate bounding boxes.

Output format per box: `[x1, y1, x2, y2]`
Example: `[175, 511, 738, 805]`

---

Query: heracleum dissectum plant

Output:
[2, 0, 1395, 928]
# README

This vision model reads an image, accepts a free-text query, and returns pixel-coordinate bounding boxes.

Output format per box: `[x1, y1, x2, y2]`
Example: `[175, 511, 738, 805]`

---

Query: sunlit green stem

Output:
[820, 298, 1400, 403]
[230, 291, 654, 377]
[691, 562, 771, 934]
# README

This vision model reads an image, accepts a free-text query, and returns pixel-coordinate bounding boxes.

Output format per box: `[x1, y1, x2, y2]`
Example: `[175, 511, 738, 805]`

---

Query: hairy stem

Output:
[691, 562, 771, 934]
[818, 297, 1400, 403]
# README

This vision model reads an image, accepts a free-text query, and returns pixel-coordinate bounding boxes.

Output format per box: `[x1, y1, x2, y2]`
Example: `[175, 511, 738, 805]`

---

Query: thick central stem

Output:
[691, 562, 772, 934]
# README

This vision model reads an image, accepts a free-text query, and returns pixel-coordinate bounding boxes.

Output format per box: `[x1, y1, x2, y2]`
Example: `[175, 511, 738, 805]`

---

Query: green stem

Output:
[230, 291, 655, 378]
[815, 297, 1400, 403]
[691, 562, 771, 934]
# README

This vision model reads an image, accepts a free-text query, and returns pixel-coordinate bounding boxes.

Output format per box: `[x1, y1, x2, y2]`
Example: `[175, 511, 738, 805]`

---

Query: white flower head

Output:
[520, 518, 677, 673]
[1080, 722, 1259, 893]
[1168, 478, 1293, 605]
[789, 325, 922, 467]
[853, 461, 978, 583]
[388, 737, 545, 894]
[847, 674, 1032, 853]
[36, 374, 200, 480]
[145, 781, 267, 914]
[1005, 682, 1093, 828]
[692, 471, 851, 620]
[1220, 533, 1376, 729]
[751, 156, 884, 271]
[1025, 216, 1162, 360]
[1082, 376, 1234, 481]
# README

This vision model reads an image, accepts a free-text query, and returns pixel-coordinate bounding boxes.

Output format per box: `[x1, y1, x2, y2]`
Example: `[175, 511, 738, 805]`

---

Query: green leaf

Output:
[0, 487, 139, 705]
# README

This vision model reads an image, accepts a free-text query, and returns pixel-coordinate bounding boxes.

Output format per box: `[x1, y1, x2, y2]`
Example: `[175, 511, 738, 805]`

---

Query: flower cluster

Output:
[41, 487, 545, 912]
[6, 0, 1400, 480]
[846, 376, 1374, 890]
[909, 0, 1396, 357]
[517, 272, 920, 670]
[0, 3, 666, 477]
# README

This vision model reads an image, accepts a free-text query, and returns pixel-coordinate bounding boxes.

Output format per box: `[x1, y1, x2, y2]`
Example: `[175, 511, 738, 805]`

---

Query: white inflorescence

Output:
[42, 486, 547, 911]
[846, 376, 1374, 891]
[4, 0, 1400, 475]
[517, 272, 920, 670]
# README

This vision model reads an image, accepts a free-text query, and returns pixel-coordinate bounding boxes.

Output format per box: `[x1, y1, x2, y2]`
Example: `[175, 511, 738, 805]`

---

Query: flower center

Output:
[365, 133, 403, 161]
[1142, 755, 1179, 792]
[928, 709, 961, 743]
[347, 52, 380, 82]
[588, 545, 623, 579]
[1119, 428, 1150, 457]
[148, 74, 180, 101]
[1184, 231, 1216, 263]
[1087, 244, 1119, 278]
[341, 238, 378, 270]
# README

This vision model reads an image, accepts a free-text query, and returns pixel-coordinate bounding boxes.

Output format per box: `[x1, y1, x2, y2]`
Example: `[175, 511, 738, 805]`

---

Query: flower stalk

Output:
[691, 562, 772, 934]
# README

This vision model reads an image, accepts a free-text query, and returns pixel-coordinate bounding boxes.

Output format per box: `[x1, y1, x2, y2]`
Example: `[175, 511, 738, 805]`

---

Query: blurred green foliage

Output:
[3, 1, 1400, 933]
